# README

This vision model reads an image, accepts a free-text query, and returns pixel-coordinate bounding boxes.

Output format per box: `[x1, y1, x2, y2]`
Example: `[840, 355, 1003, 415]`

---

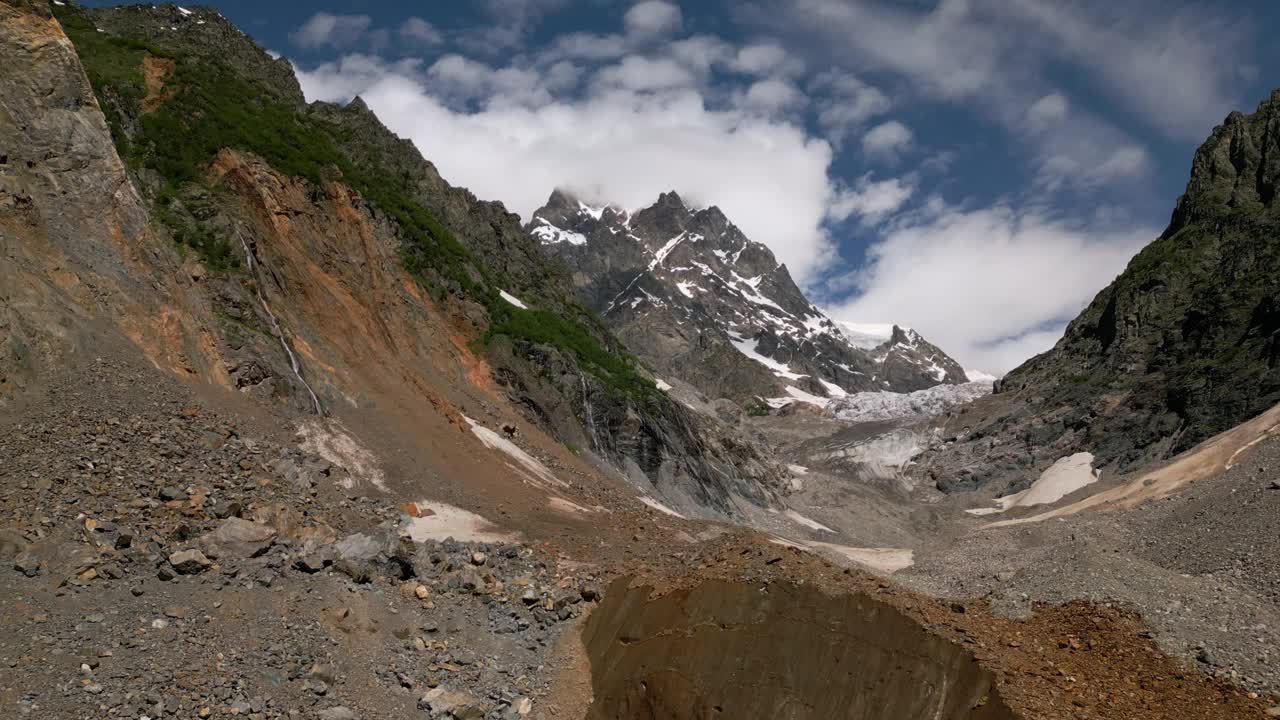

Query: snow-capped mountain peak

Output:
[529, 188, 970, 404]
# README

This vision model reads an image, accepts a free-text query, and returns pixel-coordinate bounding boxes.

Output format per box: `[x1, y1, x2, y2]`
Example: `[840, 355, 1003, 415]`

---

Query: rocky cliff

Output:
[530, 189, 968, 406]
[917, 89, 1280, 492]
[4, 0, 787, 518]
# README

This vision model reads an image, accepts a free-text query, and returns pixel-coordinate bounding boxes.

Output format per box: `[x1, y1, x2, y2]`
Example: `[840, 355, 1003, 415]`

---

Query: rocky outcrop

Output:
[530, 190, 968, 405]
[915, 89, 1280, 493]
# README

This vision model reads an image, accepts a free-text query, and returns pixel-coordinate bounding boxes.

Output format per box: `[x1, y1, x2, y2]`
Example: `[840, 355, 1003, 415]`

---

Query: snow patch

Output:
[577, 201, 605, 220]
[403, 501, 517, 543]
[177, 5, 192, 15]
[639, 496, 685, 518]
[835, 322, 897, 349]
[784, 509, 834, 533]
[730, 335, 807, 380]
[463, 416, 567, 490]
[498, 289, 528, 309]
[296, 419, 388, 492]
[965, 368, 999, 382]
[655, 378, 673, 391]
[966, 452, 1099, 516]
[530, 222, 586, 246]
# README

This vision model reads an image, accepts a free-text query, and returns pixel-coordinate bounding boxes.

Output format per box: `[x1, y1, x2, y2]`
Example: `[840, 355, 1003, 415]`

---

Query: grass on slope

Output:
[56, 5, 654, 400]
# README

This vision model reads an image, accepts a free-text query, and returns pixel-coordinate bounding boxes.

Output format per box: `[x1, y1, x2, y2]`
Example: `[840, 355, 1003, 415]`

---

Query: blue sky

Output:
[85, 0, 1280, 371]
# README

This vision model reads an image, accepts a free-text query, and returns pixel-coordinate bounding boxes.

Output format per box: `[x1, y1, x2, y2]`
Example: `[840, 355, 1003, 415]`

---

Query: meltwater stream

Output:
[238, 238, 323, 415]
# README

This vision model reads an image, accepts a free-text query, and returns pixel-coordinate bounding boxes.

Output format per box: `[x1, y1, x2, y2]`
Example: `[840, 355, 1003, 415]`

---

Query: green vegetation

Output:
[56, 4, 654, 401]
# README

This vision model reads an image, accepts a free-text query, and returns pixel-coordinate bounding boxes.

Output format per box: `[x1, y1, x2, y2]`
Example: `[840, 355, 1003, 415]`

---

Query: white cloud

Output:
[810, 71, 891, 143]
[741, 78, 805, 113]
[861, 121, 912, 160]
[747, 0, 1250, 189]
[290, 13, 374, 49]
[296, 56, 838, 283]
[828, 174, 913, 224]
[400, 17, 443, 47]
[731, 42, 802, 77]
[548, 32, 628, 61]
[667, 35, 734, 75]
[595, 56, 698, 92]
[827, 203, 1155, 372]
[1026, 92, 1067, 129]
[624, 1, 683, 38]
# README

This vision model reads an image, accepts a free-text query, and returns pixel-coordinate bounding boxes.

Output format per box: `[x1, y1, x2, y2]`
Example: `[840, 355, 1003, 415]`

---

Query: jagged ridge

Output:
[529, 189, 968, 406]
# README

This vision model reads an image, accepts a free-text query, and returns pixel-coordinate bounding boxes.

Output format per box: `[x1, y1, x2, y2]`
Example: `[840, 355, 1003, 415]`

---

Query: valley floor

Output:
[1, 340, 1270, 719]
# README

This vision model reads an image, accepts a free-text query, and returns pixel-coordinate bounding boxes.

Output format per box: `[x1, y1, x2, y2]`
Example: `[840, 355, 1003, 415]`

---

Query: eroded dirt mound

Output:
[583, 578, 1012, 720]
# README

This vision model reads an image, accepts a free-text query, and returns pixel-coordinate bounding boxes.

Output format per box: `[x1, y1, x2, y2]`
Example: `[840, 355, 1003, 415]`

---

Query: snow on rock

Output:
[965, 368, 999, 382]
[498, 290, 528, 309]
[655, 378, 673, 391]
[730, 335, 808, 380]
[530, 221, 586, 246]
[966, 452, 1099, 516]
[834, 322, 898, 350]
[829, 380, 994, 422]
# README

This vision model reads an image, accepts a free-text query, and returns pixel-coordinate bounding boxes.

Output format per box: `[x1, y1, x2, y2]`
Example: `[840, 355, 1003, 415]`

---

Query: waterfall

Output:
[581, 374, 600, 452]
[238, 237, 323, 415]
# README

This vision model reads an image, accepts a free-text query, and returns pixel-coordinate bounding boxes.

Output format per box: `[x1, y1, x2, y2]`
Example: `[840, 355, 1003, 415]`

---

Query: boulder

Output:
[168, 549, 212, 574]
[199, 517, 275, 559]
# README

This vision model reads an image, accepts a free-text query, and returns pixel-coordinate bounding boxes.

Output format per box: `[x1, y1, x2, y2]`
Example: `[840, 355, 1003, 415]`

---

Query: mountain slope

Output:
[14, 0, 786, 518]
[529, 189, 968, 406]
[918, 89, 1280, 492]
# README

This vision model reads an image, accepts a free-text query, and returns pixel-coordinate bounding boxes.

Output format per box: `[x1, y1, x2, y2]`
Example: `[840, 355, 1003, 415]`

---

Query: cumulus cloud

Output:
[290, 13, 375, 49]
[624, 1, 683, 39]
[400, 17, 443, 47]
[828, 174, 914, 224]
[861, 121, 912, 161]
[811, 71, 891, 144]
[740, 78, 805, 113]
[827, 204, 1156, 372]
[730, 42, 803, 77]
[295, 55, 838, 282]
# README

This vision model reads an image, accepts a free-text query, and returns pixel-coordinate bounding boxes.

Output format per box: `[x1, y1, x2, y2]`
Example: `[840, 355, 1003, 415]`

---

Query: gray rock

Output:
[318, 708, 357, 720]
[199, 517, 275, 559]
[168, 549, 212, 574]
[13, 552, 40, 577]
[419, 687, 484, 719]
[158, 487, 188, 502]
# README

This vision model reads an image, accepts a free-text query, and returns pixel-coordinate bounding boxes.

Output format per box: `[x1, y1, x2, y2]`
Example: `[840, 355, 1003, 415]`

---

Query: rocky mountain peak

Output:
[530, 190, 969, 405]
[1170, 90, 1280, 232]
[929, 86, 1280, 493]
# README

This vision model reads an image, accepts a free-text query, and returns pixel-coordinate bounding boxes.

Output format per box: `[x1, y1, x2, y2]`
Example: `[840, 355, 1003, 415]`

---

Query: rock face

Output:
[10, 1, 786, 519]
[529, 190, 967, 405]
[917, 89, 1280, 493]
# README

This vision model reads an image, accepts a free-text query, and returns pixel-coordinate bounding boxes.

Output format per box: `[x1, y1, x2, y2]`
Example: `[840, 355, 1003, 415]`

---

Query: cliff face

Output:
[917, 90, 1280, 493]
[3, 0, 786, 519]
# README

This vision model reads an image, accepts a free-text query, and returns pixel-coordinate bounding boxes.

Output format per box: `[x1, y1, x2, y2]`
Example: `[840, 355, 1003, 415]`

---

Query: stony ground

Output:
[1, 354, 1275, 719]
[897, 435, 1280, 701]
[0, 358, 602, 720]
